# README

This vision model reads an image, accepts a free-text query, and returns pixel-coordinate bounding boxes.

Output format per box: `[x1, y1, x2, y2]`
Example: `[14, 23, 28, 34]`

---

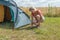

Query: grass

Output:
[0, 17, 60, 40]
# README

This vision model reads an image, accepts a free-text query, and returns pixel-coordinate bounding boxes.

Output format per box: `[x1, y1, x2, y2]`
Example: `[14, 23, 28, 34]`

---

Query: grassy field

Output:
[0, 17, 60, 40]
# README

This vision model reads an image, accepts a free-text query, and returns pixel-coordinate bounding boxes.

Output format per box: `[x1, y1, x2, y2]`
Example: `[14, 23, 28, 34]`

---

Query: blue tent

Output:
[0, 0, 31, 28]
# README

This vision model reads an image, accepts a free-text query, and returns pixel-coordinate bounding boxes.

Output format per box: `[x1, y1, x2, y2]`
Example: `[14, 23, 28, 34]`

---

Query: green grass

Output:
[0, 17, 60, 40]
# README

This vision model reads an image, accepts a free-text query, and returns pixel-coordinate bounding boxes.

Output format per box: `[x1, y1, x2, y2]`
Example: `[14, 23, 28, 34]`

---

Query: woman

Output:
[29, 7, 45, 28]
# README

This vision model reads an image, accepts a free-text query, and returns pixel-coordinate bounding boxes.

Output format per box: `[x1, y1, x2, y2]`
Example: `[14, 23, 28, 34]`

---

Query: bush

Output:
[45, 13, 60, 17]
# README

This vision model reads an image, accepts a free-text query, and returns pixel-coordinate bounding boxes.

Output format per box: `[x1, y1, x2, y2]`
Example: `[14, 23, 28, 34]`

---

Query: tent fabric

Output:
[10, 8, 14, 21]
[15, 8, 31, 28]
[0, 0, 31, 28]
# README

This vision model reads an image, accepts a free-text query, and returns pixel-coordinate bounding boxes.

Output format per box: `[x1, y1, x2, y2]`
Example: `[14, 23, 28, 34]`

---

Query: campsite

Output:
[0, 0, 60, 40]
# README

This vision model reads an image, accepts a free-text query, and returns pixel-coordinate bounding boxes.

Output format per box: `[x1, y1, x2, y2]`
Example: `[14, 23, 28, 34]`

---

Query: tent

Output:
[0, 0, 31, 28]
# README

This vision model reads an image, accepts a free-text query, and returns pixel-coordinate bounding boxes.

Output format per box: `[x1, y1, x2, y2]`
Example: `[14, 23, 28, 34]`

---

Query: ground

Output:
[0, 17, 60, 40]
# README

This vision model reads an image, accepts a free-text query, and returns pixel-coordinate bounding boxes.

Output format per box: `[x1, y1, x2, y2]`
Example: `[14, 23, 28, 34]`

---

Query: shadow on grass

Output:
[0, 22, 37, 30]
[19, 26, 38, 30]
[0, 21, 14, 30]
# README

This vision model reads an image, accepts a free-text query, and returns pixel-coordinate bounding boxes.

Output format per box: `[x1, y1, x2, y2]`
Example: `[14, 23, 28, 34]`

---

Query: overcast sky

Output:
[13, 0, 60, 7]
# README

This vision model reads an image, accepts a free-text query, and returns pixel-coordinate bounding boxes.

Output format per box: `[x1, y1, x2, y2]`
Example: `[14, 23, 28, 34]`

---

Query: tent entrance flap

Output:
[4, 6, 11, 21]
[0, 5, 13, 22]
[10, 8, 14, 21]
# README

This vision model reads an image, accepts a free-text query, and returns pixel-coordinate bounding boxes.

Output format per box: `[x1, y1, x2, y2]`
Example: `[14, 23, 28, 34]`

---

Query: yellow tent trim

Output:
[0, 5, 4, 22]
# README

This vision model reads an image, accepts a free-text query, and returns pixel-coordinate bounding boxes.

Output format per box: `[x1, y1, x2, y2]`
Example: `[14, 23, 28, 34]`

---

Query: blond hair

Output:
[29, 7, 36, 11]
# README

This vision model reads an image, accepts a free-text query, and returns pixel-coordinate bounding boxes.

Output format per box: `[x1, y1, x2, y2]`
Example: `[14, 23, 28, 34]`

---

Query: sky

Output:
[13, 0, 60, 7]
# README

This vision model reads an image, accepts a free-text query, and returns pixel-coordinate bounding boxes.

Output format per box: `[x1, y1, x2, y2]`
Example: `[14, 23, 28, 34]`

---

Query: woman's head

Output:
[29, 7, 36, 12]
